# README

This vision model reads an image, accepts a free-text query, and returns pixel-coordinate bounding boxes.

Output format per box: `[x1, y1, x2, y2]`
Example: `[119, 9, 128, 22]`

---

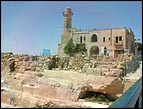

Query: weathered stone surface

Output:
[11, 70, 123, 103]
[73, 75, 123, 100]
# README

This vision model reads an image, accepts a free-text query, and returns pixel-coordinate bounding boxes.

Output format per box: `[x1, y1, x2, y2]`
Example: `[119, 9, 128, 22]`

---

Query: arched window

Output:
[80, 36, 82, 43]
[91, 34, 98, 42]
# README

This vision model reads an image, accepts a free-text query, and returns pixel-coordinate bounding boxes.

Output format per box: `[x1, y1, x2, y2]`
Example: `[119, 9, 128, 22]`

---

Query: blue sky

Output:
[1, 1, 142, 55]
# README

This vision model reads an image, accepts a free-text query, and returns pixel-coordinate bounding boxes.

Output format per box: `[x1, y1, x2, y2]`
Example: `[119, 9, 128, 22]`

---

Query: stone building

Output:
[58, 7, 135, 58]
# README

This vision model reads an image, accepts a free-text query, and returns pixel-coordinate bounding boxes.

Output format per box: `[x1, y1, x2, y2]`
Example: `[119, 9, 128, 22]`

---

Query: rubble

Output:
[1, 53, 136, 77]
[1, 52, 140, 108]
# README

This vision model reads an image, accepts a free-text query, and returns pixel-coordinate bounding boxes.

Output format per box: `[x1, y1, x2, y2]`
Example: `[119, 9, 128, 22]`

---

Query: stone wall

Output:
[1, 53, 59, 73]
[1, 53, 136, 78]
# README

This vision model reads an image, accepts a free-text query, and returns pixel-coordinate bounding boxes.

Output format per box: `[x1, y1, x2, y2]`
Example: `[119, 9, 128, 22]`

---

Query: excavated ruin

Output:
[1, 53, 139, 108]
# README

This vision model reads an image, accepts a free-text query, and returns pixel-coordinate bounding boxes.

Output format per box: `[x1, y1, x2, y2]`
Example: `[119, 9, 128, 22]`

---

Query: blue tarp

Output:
[42, 49, 50, 56]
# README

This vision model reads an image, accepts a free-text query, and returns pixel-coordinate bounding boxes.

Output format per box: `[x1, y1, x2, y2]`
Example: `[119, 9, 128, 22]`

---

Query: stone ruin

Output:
[1, 52, 136, 78]
[1, 52, 138, 108]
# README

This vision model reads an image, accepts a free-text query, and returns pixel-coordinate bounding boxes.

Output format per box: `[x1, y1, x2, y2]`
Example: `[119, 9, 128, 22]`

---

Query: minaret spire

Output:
[63, 7, 73, 29]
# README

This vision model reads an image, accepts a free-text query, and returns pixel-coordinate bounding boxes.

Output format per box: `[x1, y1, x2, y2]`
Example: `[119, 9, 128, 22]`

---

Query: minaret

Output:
[58, 7, 73, 56]
[61, 7, 73, 44]
[63, 7, 73, 32]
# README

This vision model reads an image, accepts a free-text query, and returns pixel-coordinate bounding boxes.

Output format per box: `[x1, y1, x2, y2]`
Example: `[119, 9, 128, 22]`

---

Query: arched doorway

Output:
[90, 46, 99, 56]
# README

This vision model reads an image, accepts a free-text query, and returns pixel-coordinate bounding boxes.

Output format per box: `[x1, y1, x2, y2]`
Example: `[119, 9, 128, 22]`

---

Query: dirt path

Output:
[124, 61, 142, 81]
[123, 61, 142, 92]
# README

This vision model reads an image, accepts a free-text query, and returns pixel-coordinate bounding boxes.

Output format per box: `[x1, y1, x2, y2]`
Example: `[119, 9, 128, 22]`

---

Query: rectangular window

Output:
[119, 36, 122, 41]
[103, 37, 105, 42]
[80, 36, 82, 43]
[84, 36, 86, 41]
[115, 36, 118, 43]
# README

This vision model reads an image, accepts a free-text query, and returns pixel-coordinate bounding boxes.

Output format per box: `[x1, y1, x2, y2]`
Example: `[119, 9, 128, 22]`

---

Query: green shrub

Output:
[64, 38, 76, 57]
[84, 92, 114, 105]
[64, 38, 87, 57]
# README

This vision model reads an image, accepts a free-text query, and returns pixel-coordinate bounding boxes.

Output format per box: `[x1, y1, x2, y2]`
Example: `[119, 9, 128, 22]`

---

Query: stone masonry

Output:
[58, 7, 135, 58]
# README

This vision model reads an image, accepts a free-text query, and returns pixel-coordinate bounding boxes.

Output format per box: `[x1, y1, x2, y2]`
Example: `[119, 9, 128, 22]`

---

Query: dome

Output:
[64, 7, 72, 14]
[65, 7, 71, 10]
[66, 7, 71, 9]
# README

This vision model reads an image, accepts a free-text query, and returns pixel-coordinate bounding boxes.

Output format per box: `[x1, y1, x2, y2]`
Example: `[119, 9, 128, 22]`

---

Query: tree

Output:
[74, 44, 87, 55]
[64, 38, 87, 57]
[64, 38, 76, 56]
